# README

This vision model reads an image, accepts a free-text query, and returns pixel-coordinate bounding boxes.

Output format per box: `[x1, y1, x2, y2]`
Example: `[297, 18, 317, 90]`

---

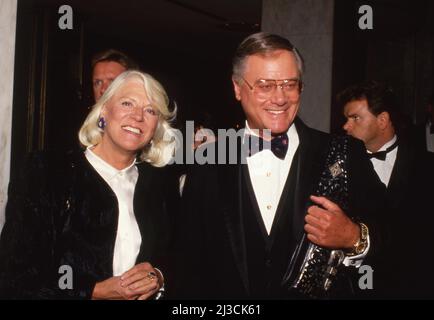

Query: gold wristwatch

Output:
[349, 222, 369, 255]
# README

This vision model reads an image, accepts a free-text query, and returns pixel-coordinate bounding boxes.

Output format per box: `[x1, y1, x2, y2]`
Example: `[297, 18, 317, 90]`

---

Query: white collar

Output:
[367, 135, 397, 154]
[244, 121, 298, 143]
[85, 147, 137, 181]
[377, 135, 397, 152]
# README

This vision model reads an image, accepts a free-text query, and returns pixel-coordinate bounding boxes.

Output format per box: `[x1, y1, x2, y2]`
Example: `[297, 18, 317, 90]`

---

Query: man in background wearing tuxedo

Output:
[340, 81, 434, 298]
[173, 33, 386, 299]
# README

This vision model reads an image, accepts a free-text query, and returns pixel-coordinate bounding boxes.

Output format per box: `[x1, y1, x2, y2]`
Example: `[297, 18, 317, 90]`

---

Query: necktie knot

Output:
[246, 133, 289, 160]
[368, 140, 398, 161]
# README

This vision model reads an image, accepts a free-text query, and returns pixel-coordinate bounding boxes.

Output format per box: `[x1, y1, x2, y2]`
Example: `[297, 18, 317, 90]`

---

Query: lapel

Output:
[387, 139, 411, 205]
[75, 150, 119, 228]
[217, 119, 327, 294]
[241, 164, 271, 242]
[291, 118, 327, 241]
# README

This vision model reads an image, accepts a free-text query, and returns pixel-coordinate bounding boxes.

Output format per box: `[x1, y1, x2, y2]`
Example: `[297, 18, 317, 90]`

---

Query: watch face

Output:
[355, 242, 367, 254]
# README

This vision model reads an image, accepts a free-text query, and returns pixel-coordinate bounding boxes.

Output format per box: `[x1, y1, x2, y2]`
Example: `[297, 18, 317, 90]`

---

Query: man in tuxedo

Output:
[174, 33, 385, 299]
[340, 81, 434, 298]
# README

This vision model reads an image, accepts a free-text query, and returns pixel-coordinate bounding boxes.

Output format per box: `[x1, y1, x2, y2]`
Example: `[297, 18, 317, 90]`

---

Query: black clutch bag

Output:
[282, 135, 350, 299]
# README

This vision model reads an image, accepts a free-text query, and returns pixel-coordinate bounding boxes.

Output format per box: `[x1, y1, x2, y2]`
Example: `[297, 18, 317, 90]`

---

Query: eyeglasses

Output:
[242, 77, 301, 97]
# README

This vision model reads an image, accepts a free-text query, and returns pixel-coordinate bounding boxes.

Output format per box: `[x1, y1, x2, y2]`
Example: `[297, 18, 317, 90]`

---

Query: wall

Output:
[0, 0, 18, 233]
[262, 0, 335, 133]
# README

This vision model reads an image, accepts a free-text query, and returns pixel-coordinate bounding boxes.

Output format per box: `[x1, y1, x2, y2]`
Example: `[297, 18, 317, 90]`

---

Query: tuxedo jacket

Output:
[407, 122, 434, 154]
[173, 118, 386, 299]
[368, 137, 434, 298]
[0, 150, 174, 299]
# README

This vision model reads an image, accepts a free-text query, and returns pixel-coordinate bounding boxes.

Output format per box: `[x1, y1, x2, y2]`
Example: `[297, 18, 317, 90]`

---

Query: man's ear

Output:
[298, 80, 304, 94]
[232, 77, 242, 101]
[377, 111, 391, 129]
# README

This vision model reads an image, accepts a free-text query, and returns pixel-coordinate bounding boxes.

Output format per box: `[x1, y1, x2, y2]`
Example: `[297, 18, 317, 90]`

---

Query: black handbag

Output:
[282, 135, 351, 299]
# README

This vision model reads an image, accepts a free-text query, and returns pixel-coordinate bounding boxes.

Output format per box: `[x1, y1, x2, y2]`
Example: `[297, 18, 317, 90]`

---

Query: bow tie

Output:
[368, 140, 399, 161]
[246, 133, 289, 160]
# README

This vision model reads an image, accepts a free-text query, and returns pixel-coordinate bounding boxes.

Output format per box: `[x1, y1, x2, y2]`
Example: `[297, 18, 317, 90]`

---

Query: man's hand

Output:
[304, 195, 360, 249]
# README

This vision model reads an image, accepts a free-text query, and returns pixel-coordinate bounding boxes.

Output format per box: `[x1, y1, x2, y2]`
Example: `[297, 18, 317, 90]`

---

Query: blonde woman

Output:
[0, 70, 176, 299]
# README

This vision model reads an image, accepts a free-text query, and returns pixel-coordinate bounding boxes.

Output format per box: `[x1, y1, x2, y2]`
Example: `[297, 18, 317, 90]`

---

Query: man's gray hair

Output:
[232, 32, 305, 85]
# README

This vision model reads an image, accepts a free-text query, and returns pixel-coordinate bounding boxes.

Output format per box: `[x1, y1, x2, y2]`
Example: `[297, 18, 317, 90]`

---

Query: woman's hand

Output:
[120, 262, 162, 300]
[92, 276, 139, 300]
[91, 262, 162, 300]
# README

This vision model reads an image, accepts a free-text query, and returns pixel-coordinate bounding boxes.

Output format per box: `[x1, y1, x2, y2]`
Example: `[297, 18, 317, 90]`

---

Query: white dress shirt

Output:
[244, 122, 367, 267]
[368, 135, 398, 187]
[245, 122, 299, 234]
[85, 148, 142, 276]
[426, 121, 434, 153]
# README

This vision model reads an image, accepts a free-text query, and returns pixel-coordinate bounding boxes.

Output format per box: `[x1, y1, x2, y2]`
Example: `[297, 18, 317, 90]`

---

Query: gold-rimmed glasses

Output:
[242, 77, 301, 98]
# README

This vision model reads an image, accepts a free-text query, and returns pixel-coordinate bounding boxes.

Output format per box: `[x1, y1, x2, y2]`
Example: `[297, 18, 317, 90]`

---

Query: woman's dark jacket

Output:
[0, 150, 175, 299]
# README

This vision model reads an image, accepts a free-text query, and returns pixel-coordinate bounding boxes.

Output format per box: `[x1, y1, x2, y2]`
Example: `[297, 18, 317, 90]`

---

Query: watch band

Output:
[347, 222, 369, 256]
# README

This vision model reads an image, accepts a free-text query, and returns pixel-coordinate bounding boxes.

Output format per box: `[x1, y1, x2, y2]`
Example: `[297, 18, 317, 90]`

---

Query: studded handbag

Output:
[282, 135, 350, 299]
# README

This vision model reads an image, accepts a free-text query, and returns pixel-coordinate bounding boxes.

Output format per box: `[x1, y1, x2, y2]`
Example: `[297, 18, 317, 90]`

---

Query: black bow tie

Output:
[246, 133, 289, 160]
[368, 140, 399, 161]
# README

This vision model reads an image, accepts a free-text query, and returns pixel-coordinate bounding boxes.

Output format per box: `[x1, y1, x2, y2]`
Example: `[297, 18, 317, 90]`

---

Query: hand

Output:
[304, 195, 359, 249]
[120, 262, 162, 300]
[92, 276, 139, 300]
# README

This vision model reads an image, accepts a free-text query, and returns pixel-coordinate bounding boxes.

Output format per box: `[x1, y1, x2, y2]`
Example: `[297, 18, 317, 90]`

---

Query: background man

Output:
[339, 81, 434, 298]
[341, 82, 400, 187]
[91, 49, 138, 101]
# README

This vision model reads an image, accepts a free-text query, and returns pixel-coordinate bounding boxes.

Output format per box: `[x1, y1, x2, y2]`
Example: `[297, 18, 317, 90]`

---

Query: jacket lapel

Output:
[291, 119, 326, 241]
[387, 140, 410, 206]
[218, 120, 326, 294]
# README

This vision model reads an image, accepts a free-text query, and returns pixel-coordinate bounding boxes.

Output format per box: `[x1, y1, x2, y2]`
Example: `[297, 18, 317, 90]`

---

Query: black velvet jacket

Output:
[0, 150, 174, 299]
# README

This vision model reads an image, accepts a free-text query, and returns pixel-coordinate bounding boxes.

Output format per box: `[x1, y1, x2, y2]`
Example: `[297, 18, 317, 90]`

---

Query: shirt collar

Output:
[244, 121, 298, 143]
[366, 135, 397, 155]
[85, 147, 137, 181]
[243, 121, 299, 161]
[376, 135, 397, 152]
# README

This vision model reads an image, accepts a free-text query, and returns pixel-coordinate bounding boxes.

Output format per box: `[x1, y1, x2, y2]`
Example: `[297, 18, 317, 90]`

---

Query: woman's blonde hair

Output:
[79, 70, 177, 167]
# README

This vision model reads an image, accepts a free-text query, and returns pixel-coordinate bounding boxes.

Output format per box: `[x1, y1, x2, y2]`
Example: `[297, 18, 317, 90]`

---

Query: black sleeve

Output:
[0, 152, 97, 299]
[0, 152, 60, 299]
